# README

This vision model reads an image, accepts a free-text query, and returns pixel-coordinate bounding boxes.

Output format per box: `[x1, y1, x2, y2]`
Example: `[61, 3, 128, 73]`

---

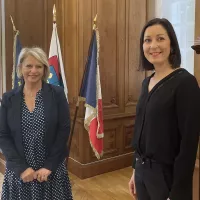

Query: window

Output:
[155, 0, 195, 74]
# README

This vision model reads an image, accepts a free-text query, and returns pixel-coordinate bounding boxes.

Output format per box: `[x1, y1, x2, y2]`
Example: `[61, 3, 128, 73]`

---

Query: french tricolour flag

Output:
[79, 28, 104, 159]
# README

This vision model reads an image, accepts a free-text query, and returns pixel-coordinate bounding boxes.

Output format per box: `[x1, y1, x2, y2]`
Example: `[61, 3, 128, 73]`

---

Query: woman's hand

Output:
[20, 168, 35, 183]
[129, 169, 137, 199]
[34, 168, 52, 182]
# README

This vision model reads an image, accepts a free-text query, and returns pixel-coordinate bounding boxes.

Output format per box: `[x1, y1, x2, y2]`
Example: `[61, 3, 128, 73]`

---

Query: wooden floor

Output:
[0, 166, 199, 200]
[71, 167, 134, 200]
[71, 166, 199, 200]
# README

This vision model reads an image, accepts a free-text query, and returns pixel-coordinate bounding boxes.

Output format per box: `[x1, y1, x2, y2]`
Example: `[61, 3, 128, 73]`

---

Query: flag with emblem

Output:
[79, 25, 104, 159]
[48, 22, 68, 101]
[12, 30, 22, 88]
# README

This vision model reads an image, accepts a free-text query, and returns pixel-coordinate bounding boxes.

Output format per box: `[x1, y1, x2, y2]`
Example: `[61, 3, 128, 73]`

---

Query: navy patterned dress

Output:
[1, 90, 73, 200]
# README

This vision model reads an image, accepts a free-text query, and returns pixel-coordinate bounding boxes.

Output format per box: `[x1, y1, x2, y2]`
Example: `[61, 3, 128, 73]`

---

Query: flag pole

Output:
[52, 5, 68, 101]
[52, 5, 60, 58]
[10, 15, 17, 32]
[10, 15, 20, 89]
[66, 14, 98, 165]
[53, 4, 56, 23]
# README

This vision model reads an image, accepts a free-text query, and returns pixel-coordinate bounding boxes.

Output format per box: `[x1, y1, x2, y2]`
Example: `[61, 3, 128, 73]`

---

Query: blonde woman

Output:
[0, 47, 73, 199]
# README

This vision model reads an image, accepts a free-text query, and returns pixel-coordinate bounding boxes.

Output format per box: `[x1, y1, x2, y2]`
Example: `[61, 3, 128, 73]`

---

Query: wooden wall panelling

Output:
[60, 0, 82, 116]
[69, 118, 83, 163]
[96, 0, 124, 116]
[91, 119, 121, 160]
[66, 0, 146, 178]
[68, 116, 134, 179]
[66, 0, 126, 117]
[4, 0, 54, 91]
[123, 116, 136, 154]
[0, 0, 147, 179]
[44, 0, 56, 53]
[4, 0, 14, 91]
[59, 0, 93, 167]
[77, 0, 94, 117]
[54, 0, 79, 117]
[125, 0, 146, 114]
[58, 0, 88, 167]
[68, 151, 133, 179]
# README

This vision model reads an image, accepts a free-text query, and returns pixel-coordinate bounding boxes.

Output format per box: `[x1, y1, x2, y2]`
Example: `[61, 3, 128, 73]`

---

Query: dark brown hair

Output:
[139, 18, 181, 71]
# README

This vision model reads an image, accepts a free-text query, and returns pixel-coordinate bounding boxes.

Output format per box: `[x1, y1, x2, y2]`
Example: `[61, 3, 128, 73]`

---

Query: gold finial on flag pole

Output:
[93, 14, 97, 29]
[10, 15, 17, 32]
[53, 4, 56, 23]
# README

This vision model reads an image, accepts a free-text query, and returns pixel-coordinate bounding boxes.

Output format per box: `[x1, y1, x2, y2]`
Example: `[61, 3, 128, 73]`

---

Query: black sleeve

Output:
[0, 93, 29, 177]
[132, 78, 147, 169]
[43, 88, 70, 172]
[169, 76, 200, 200]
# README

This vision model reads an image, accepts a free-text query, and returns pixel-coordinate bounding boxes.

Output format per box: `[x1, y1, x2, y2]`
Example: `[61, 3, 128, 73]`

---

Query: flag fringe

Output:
[78, 98, 104, 159]
[95, 27, 103, 139]
[78, 27, 104, 159]
[78, 95, 104, 139]
[89, 138, 103, 160]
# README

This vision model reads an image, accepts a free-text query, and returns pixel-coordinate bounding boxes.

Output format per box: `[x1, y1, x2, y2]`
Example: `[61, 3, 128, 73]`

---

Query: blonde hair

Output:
[17, 47, 50, 81]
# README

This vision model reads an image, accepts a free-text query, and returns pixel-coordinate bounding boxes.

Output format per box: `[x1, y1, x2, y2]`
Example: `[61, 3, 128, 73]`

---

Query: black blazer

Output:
[0, 82, 70, 177]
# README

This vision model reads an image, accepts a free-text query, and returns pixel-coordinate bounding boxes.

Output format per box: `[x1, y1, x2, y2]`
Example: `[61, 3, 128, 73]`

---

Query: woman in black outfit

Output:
[128, 18, 200, 200]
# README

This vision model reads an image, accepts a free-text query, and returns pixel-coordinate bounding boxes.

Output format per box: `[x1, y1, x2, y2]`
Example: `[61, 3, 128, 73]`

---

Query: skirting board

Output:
[67, 153, 133, 179]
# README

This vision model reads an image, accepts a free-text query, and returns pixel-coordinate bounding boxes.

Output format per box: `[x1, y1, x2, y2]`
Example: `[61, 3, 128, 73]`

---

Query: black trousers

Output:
[135, 158, 173, 200]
